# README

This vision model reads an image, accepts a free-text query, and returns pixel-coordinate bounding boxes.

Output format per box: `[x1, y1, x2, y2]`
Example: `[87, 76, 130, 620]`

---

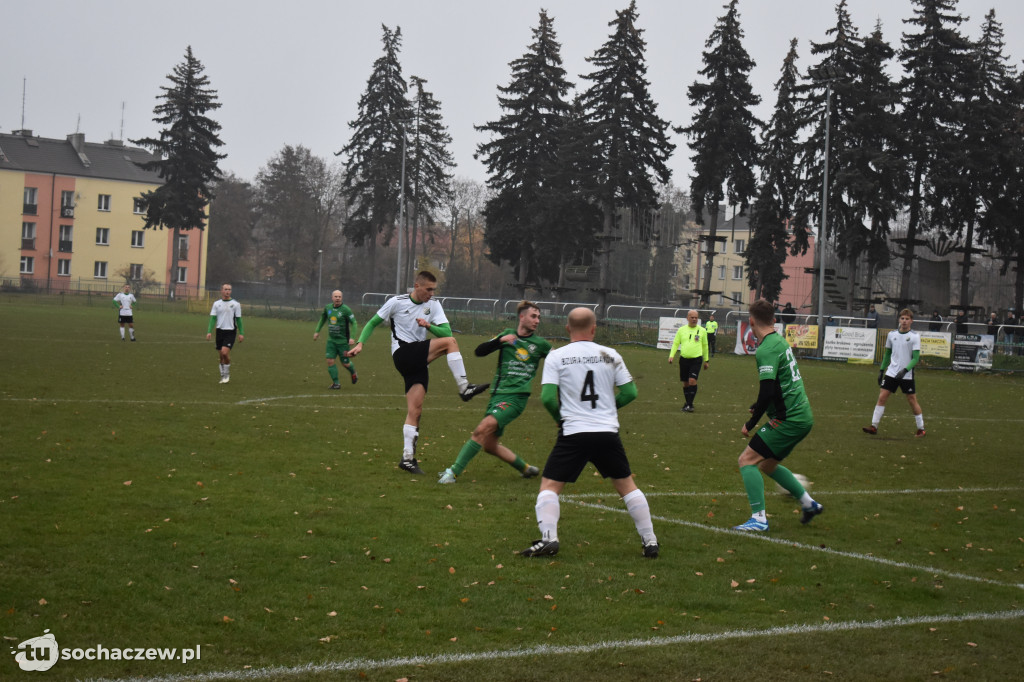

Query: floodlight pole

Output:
[810, 65, 846, 344]
[317, 249, 323, 309]
[395, 123, 407, 295]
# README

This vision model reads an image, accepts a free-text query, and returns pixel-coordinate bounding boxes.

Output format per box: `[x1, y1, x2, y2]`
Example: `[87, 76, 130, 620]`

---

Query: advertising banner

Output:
[919, 331, 952, 359]
[733, 321, 784, 355]
[657, 317, 686, 350]
[952, 334, 994, 371]
[823, 326, 877, 360]
[784, 324, 819, 349]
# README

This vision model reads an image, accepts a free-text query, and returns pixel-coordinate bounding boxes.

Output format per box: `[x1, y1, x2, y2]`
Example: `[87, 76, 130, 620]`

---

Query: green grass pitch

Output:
[1, 298, 1022, 681]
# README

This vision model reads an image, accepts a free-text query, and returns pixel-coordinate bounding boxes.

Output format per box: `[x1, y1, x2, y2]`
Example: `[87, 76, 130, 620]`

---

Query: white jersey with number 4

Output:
[542, 340, 632, 435]
[884, 329, 920, 379]
[376, 294, 449, 355]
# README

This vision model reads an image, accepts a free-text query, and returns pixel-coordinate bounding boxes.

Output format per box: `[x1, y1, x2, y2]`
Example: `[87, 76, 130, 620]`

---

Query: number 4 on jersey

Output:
[580, 369, 598, 409]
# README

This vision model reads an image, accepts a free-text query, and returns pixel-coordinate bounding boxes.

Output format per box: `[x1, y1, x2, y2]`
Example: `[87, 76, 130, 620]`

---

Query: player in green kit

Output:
[438, 301, 551, 483]
[313, 290, 358, 389]
[733, 299, 822, 532]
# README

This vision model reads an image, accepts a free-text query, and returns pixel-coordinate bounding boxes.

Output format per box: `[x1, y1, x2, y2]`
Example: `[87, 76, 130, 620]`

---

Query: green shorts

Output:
[325, 338, 352, 362]
[484, 394, 528, 437]
[750, 418, 813, 460]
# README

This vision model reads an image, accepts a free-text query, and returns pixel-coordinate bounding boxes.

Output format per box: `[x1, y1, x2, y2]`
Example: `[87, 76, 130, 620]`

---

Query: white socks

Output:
[915, 413, 925, 429]
[403, 424, 418, 458]
[447, 352, 469, 391]
[623, 489, 657, 545]
[535, 490, 560, 541]
[871, 405, 885, 426]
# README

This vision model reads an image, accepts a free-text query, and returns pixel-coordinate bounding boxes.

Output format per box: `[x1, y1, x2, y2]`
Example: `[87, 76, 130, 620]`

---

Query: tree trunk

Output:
[169, 226, 180, 300]
[516, 242, 529, 300]
[699, 204, 721, 308]
[597, 204, 614, 317]
[958, 216, 975, 309]
[899, 161, 924, 304]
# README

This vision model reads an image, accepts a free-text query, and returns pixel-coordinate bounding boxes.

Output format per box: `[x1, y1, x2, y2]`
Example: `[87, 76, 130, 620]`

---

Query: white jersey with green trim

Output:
[210, 299, 242, 330]
[114, 292, 136, 316]
[884, 329, 920, 379]
[376, 294, 449, 355]
[541, 340, 632, 435]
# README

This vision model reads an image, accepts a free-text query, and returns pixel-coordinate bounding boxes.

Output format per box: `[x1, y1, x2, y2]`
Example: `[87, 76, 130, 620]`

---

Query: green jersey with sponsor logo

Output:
[755, 332, 813, 424]
[316, 304, 357, 340]
[487, 329, 552, 396]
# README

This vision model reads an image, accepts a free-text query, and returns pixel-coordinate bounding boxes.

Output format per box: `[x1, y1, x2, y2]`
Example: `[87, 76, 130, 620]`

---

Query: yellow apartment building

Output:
[0, 129, 208, 296]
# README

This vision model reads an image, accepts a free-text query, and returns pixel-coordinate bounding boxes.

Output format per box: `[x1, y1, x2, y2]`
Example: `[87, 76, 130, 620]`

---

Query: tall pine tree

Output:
[680, 0, 760, 307]
[405, 75, 455, 283]
[476, 10, 576, 297]
[579, 0, 674, 313]
[746, 39, 802, 302]
[896, 0, 973, 308]
[339, 25, 413, 291]
[132, 45, 225, 298]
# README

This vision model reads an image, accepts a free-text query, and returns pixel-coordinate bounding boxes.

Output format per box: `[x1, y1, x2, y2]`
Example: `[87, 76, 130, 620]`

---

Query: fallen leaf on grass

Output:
[123, 481, 132, 486]
[222, 616, 234, 622]
[38, 598, 47, 606]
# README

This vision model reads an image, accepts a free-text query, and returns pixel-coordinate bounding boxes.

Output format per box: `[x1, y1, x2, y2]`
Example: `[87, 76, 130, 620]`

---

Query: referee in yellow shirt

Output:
[705, 312, 719, 357]
[668, 309, 710, 412]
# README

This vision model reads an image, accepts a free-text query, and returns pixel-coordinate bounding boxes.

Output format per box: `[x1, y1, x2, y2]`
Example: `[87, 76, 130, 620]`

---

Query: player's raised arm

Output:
[347, 314, 384, 357]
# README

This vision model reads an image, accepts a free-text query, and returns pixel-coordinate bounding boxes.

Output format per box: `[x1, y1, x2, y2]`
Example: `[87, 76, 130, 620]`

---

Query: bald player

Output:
[519, 307, 659, 559]
[668, 309, 710, 412]
[314, 289, 358, 389]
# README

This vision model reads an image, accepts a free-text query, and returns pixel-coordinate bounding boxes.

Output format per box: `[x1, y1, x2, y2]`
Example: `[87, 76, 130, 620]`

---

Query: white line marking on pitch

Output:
[566, 499, 1024, 591]
[83, 608, 1024, 682]
[566, 486, 1024, 498]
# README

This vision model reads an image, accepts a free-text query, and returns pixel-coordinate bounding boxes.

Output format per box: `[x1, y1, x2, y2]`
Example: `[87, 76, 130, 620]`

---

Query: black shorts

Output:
[881, 374, 916, 395]
[542, 431, 632, 483]
[215, 329, 237, 350]
[392, 340, 431, 393]
[118, 315, 134, 324]
[678, 356, 703, 382]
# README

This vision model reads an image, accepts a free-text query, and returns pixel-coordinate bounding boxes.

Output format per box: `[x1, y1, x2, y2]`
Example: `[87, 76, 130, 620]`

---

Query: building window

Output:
[23, 187, 38, 214]
[133, 197, 145, 214]
[716, 293, 725, 306]
[718, 265, 726, 280]
[98, 194, 111, 211]
[176, 266, 188, 283]
[684, 249, 692, 264]
[732, 265, 744, 280]
[58, 259, 71, 276]
[735, 239, 745, 254]
[21, 222, 36, 250]
[60, 190, 76, 218]
[96, 228, 110, 245]
[681, 274, 690, 290]
[177, 234, 189, 260]
[59, 225, 73, 252]
[129, 263, 143, 279]
[94, 261, 108, 279]
[733, 291, 743, 305]
[670, 263, 679, 278]
[131, 230, 145, 247]
[20, 256, 34, 274]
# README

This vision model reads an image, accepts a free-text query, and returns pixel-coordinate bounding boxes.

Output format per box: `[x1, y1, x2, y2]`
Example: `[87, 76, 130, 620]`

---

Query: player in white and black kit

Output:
[519, 307, 659, 559]
[863, 308, 926, 437]
[205, 283, 245, 384]
[113, 284, 137, 341]
[346, 271, 489, 474]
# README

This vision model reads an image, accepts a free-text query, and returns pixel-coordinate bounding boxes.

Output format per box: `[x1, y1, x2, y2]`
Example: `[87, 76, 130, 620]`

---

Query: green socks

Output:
[452, 440, 482, 476]
[328, 365, 339, 382]
[767, 465, 807, 499]
[740, 464, 766, 514]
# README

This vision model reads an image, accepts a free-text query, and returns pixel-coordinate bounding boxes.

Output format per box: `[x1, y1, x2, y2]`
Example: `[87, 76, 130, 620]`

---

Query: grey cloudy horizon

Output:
[4, 0, 1022, 188]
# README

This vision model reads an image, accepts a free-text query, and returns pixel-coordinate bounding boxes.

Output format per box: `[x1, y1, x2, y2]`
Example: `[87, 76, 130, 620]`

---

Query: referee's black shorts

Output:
[678, 356, 703, 382]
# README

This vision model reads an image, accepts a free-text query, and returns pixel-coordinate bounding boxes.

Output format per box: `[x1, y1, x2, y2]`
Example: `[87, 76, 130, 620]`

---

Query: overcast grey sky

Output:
[4, 0, 1022, 186]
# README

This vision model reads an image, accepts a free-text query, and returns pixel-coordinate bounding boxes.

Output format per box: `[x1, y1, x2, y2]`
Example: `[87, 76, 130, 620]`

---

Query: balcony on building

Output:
[60, 206, 75, 218]
[21, 238, 35, 250]
[23, 203, 38, 215]
[58, 240, 74, 253]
